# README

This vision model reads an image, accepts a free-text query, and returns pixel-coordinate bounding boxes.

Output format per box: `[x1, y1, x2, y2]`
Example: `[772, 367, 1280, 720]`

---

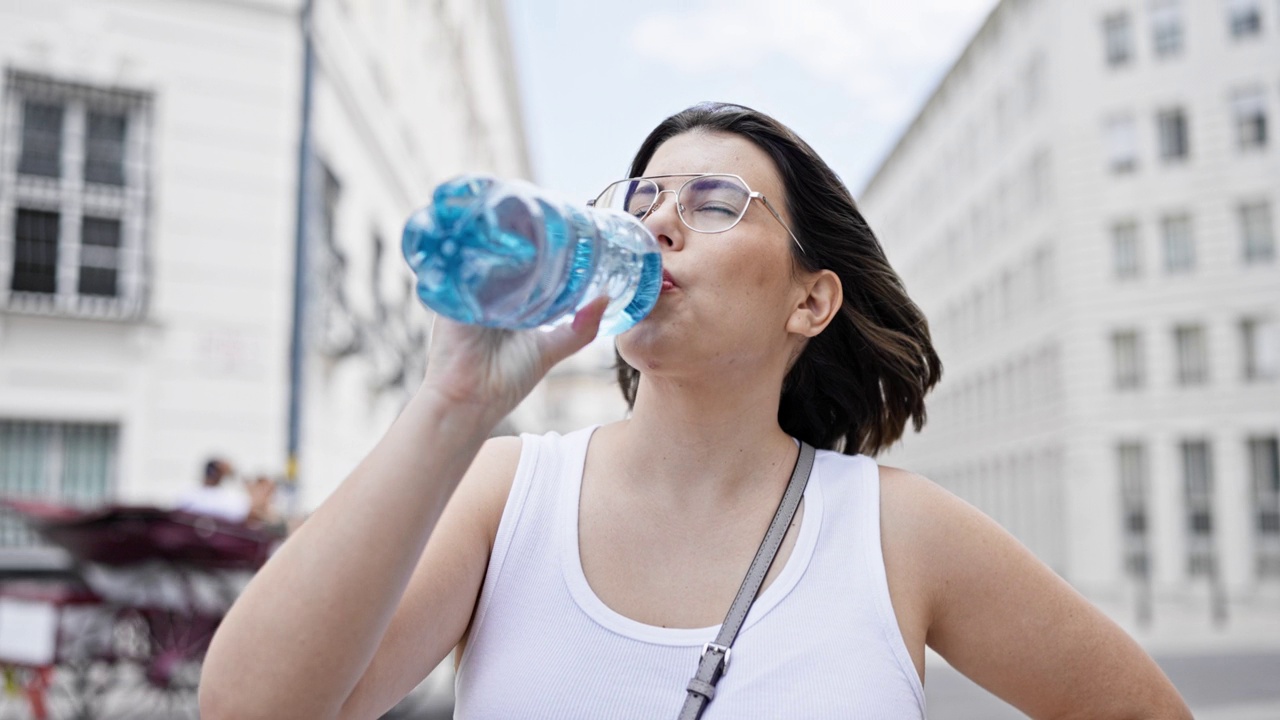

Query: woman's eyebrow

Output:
[642, 173, 700, 191]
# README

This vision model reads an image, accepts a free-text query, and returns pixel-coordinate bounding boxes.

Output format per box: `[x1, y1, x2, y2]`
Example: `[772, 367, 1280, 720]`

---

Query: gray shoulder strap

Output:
[677, 441, 816, 720]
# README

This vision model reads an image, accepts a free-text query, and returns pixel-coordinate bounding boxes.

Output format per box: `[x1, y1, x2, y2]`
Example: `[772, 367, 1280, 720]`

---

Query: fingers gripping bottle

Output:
[401, 175, 662, 335]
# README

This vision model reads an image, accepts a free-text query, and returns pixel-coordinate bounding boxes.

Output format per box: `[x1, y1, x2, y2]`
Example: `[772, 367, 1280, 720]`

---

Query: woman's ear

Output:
[786, 269, 842, 338]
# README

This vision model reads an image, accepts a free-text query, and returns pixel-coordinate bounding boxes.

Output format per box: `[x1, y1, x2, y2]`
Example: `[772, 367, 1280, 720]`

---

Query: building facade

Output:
[0, 0, 529, 545]
[861, 0, 1280, 646]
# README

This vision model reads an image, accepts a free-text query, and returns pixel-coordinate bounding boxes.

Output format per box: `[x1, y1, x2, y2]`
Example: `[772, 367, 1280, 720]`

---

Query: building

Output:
[0, 0, 529, 548]
[860, 0, 1280, 646]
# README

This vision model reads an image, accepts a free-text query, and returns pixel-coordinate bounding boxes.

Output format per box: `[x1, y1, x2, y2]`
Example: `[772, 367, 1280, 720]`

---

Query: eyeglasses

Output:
[589, 173, 805, 256]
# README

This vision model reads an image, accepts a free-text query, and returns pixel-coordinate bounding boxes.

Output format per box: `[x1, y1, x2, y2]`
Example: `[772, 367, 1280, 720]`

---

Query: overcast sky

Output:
[504, 0, 1000, 204]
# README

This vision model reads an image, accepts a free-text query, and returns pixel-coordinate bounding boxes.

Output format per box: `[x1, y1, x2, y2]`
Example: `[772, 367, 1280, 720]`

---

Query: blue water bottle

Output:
[402, 175, 662, 336]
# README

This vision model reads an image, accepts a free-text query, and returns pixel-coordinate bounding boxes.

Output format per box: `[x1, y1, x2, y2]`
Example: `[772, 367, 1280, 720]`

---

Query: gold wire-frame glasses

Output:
[589, 173, 805, 256]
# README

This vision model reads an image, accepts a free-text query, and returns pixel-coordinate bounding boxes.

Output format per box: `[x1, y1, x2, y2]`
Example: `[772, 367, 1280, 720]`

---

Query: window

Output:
[1157, 108, 1190, 161]
[1118, 442, 1150, 578]
[1182, 440, 1215, 576]
[1113, 330, 1144, 389]
[1161, 214, 1195, 272]
[1112, 220, 1141, 278]
[1105, 116, 1139, 173]
[1151, 0, 1184, 57]
[1175, 324, 1209, 385]
[0, 420, 117, 547]
[1227, 0, 1263, 37]
[79, 217, 122, 297]
[1028, 150, 1053, 208]
[1232, 88, 1268, 151]
[17, 102, 63, 178]
[1241, 317, 1280, 380]
[1103, 13, 1134, 66]
[1250, 436, 1280, 577]
[1, 70, 151, 319]
[11, 209, 59, 294]
[1240, 201, 1275, 263]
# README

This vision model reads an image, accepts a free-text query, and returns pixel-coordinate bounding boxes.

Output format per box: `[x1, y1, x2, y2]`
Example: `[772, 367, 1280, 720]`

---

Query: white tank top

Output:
[455, 427, 926, 719]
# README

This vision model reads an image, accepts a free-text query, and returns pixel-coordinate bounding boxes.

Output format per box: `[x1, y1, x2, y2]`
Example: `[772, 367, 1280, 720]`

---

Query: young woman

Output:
[201, 103, 1191, 719]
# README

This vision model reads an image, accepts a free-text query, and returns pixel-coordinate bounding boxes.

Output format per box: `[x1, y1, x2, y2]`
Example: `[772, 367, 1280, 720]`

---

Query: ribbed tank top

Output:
[454, 427, 926, 719]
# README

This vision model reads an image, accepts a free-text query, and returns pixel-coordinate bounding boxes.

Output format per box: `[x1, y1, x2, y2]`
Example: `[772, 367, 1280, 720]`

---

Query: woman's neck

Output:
[606, 373, 798, 505]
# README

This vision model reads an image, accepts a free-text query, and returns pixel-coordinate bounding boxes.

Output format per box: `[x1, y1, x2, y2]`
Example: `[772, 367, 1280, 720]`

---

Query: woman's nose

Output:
[644, 192, 685, 251]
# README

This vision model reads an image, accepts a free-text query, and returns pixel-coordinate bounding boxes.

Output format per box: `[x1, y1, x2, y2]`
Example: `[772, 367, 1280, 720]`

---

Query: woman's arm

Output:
[881, 467, 1192, 720]
[199, 300, 608, 720]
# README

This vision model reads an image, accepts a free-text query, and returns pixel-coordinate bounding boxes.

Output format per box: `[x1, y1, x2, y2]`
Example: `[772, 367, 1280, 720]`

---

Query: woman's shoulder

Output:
[876, 464, 978, 559]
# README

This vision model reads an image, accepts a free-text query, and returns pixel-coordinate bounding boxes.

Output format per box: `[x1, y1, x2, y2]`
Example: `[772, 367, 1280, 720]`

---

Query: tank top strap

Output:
[465, 426, 597, 649]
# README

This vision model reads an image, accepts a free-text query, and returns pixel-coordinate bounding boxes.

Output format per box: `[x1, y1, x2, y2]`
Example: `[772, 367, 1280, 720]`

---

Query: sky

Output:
[503, 0, 1001, 205]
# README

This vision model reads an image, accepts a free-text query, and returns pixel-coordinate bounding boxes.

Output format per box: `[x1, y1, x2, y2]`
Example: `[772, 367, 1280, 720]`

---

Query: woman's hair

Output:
[615, 101, 942, 457]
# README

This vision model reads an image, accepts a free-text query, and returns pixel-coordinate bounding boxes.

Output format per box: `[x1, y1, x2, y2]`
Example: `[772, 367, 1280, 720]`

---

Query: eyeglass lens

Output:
[596, 176, 751, 233]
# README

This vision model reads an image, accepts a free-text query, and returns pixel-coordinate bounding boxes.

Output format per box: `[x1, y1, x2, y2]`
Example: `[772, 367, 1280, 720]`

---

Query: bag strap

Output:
[677, 441, 816, 720]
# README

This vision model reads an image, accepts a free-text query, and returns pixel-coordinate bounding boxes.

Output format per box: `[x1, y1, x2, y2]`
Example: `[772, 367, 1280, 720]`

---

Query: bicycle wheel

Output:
[91, 607, 209, 720]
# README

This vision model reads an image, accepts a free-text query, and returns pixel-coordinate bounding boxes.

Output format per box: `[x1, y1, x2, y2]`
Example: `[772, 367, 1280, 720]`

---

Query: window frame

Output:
[1161, 212, 1196, 272]
[1105, 114, 1140, 173]
[1118, 441, 1151, 579]
[1156, 107, 1191, 162]
[1249, 436, 1280, 578]
[1181, 439, 1216, 577]
[1226, 0, 1264, 38]
[1241, 316, 1280, 381]
[1174, 323, 1210, 385]
[1231, 87, 1269, 151]
[0, 70, 152, 320]
[0, 419, 119, 548]
[1112, 219, 1141, 278]
[1103, 12, 1135, 67]
[1151, 0, 1185, 57]
[1112, 329, 1144, 390]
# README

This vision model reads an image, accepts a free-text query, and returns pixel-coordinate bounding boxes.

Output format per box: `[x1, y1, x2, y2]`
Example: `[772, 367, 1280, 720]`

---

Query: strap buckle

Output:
[701, 642, 731, 674]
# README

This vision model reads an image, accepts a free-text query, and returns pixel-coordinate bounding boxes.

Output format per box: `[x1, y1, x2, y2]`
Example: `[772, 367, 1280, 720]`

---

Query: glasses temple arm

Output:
[753, 193, 806, 256]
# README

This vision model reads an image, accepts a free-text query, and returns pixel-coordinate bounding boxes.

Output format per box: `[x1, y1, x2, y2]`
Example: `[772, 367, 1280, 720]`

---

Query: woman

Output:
[201, 103, 1191, 719]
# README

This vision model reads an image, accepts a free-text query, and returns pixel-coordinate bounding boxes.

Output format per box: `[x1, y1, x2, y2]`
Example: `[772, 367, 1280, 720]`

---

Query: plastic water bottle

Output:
[401, 175, 662, 336]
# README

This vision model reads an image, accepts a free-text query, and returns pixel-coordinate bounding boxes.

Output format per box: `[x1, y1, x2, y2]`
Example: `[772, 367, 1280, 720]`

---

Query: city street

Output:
[926, 651, 1280, 719]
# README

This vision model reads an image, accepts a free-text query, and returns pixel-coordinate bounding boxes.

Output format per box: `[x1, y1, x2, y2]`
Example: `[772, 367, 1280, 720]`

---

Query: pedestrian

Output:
[177, 457, 251, 523]
[201, 102, 1191, 719]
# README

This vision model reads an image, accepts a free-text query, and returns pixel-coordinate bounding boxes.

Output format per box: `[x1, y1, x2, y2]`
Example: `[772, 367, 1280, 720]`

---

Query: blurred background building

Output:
[0, 0, 529, 555]
[861, 0, 1279, 648]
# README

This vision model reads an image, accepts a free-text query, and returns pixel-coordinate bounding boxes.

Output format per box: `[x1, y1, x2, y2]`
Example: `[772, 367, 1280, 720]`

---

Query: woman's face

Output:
[616, 130, 809, 381]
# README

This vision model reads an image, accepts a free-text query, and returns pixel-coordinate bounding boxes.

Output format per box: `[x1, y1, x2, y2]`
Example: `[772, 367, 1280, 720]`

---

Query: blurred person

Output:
[202, 103, 1191, 719]
[177, 457, 251, 523]
[246, 473, 306, 537]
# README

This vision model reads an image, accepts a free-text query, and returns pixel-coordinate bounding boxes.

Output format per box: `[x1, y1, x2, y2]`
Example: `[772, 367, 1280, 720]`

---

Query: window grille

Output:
[1249, 436, 1280, 577]
[1151, 0, 1184, 57]
[1161, 214, 1195, 272]
[1239, 201, 1274, 263]
[1174, 324, 1209, 385]
[1182, 440, 1215, 576]
[1118, 442, 1150, 578]
[0, 419, 118, 547]
[1, 70, 151, 319]
[1113, 330, 1144, 389]
[1112, 221, 1140, 278]
[1157, 108, 1190, 161]
[1103, 13, 1134, 66]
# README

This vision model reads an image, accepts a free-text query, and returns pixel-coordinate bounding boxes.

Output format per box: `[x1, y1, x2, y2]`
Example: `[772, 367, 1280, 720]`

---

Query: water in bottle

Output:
[402, 175, 662, 335]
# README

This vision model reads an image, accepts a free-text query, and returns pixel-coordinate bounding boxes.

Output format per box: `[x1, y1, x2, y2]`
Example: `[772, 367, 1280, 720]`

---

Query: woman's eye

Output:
[693, 204, 737, 216]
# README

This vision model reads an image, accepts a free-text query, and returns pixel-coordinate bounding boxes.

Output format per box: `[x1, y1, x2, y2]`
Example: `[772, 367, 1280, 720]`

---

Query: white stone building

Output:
[0, 0, 530, 545]
[861, 0, 1280, 646]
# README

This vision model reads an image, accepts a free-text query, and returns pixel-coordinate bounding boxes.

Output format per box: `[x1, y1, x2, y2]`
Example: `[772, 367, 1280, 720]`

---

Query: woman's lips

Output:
[661, 269, 678, 292]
